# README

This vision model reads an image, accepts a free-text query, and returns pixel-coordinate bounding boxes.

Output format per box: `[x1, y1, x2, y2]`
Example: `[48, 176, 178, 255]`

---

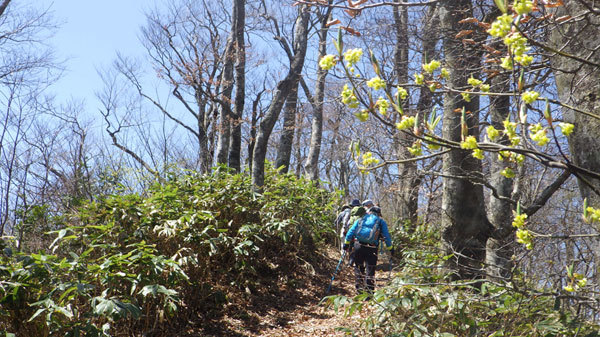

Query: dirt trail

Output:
[250, 262, 360, 337]
[201, 247, 370, 337]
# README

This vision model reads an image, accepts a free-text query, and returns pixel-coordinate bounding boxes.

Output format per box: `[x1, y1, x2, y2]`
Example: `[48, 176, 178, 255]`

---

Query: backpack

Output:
[334, 208, 350, 228]
[354, 214, 381, 245]
[344, 206, 366, 237]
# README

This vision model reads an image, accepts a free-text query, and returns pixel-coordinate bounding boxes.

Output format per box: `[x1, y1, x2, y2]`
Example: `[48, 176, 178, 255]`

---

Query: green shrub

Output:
[323, 225, 600, 337]
[0, 165, 338, 336]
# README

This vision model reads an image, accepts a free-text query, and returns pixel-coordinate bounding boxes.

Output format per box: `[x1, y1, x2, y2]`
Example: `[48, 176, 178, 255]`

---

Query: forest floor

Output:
[183, 246, 387, 336]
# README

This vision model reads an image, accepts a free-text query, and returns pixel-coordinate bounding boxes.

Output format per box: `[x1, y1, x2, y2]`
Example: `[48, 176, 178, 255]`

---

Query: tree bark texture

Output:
[228, 0, 246, 172]
[251, 5, 310, 190]
[275, 84, 299, 173]
[439, 0, 491, 280]
[393, 4, 436, 224]
[304, 4, 333, 183]
[485, 65, 514, 280]
[549, 2, 600, 208]
[215, 35, 235, 166]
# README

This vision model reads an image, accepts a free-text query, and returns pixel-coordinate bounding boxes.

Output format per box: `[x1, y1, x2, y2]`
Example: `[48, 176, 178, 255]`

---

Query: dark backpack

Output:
[354, 214, 381, 245]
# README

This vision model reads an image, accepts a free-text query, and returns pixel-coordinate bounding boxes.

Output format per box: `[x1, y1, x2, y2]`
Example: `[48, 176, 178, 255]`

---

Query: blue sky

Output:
[34, 0, 151, 105]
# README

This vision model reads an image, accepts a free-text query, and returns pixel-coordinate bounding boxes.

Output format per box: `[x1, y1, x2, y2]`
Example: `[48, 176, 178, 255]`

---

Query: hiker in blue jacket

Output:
[343, 206, 393, 295]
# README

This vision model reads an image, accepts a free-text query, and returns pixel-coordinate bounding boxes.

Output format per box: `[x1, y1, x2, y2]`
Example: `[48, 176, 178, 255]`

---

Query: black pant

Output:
[352, 243, 378, 294]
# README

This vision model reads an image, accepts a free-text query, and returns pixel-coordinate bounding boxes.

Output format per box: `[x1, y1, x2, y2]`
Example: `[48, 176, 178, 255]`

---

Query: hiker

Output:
[343, 199, 372, 260]
[343, 205, 394, 295]
[335, 199, 360, 252]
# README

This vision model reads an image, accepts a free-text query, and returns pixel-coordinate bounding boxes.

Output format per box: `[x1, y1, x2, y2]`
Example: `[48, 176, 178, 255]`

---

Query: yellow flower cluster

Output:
[512, 213, 527, 229]
[472, 149, 485, 160]
[585, 206, 600, 223]
[425, 136, 440, 150]
[522, 90, 539, 104]
[486, 125, 500, 141]
[422, 60, 441, 74]
[489, 1, 536, 69]
[396, 86, 408, 100]
[513, 153, 525, 164]
[504, 32, 530, 57]
[559, 122, 574, 136]
[396, 116, 415, 131]
[528, 123, 549, 146]
[488, 13, 513, 38]
[498, 151, 524, 164]
[341, 84, 359, 108]
[344, 48, 363, 66]
[468, 76, 490, 93]
[440, 68, 450, 79]
[501, 56, 513, 70]
[467, 76, 482, 87]
[503, 119, 518, 140]
[515, 54, 533, 66]
[516, 228, 533, 250]
[361, 152, 380, 167]
[414, 73, 424, 85]
[512, 212, 532, 249]
[355, 109, 369, 122]
[319, 54, 337, 70]
[407, 141, 423, 156]
[564, 266, 588, 292]
[513, 0, 534, 15]
[460, 135, 478, 150]
[376, 96, 389, 115]
[367, 76, 386, 90]
[501, 167, 515, 178]
[461, 92, 471, 102]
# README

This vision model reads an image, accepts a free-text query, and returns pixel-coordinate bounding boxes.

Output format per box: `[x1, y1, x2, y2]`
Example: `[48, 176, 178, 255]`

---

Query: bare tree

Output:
[304, 2, 334, 182]
[228, 0, 246, 172]
[251, 4, 311, 189]
[0, 1, 59, 236]
[548, 1, 600, 208]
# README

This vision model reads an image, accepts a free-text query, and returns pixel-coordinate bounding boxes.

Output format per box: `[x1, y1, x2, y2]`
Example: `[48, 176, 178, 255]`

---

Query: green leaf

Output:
[28, 308, 46, 322]
[336, 27, 343, 54]
[140, 284, 177, 298]
[494, 0, 507, 13]
[93, 297, 116, 317]
[369, 50, 380, 76]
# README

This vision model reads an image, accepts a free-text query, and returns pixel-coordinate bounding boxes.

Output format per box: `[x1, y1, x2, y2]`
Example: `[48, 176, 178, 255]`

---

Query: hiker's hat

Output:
[362, 199, 374, 207]
[350, 199, 361, 207]
[370, 206, 381, 215]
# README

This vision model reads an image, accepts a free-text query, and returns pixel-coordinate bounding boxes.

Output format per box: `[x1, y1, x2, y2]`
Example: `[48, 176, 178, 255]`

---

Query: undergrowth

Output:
[323, 224, 600, 337]
[0, 165, 338, 336]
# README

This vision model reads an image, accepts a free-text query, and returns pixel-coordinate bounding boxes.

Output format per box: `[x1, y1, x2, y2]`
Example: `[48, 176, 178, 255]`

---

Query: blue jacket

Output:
[345, 213, 393, 249]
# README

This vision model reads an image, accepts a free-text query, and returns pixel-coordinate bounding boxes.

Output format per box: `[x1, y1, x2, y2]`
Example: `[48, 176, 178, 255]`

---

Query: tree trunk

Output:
[228, 0, 246, 172]
[439, 0, 491, 280]
[215, 35, 235, 166]
[393, 4, 436, 224]
[275, 83, 299, 173]
[549, 2, 600, 208]
[251, 5, 310, 190]
[304, 4, 332, 182]
[485, 66, 514, 280]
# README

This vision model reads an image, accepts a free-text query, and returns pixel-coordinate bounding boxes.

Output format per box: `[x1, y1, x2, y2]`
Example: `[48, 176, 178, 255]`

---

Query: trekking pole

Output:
[325, 249, 347, 294]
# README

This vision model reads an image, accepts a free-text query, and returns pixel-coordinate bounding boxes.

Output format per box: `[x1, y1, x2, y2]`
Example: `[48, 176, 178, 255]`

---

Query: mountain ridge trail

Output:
[186, 246, 375, 336]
